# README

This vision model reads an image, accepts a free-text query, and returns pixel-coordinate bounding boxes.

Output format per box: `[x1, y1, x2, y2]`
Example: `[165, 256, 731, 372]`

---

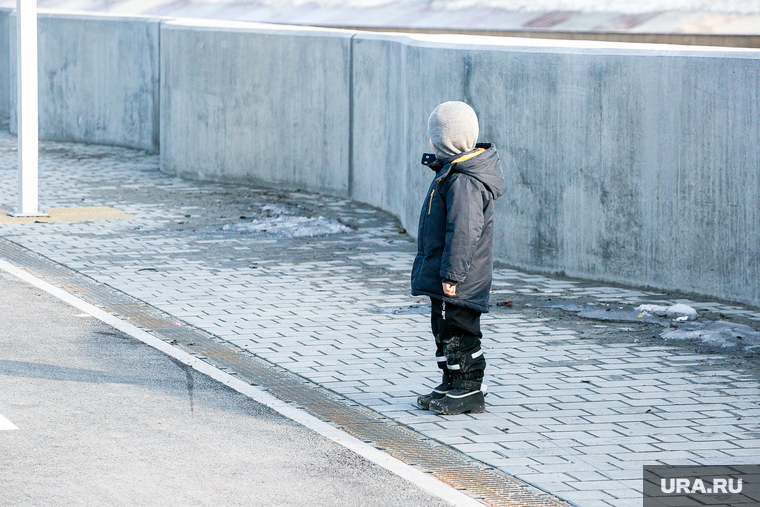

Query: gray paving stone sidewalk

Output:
[1, 132, 759, 507]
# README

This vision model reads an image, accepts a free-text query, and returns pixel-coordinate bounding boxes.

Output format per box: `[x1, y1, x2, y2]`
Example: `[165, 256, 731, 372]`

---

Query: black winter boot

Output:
[417, 374, 453, 410]
[428, 379, 486, 415]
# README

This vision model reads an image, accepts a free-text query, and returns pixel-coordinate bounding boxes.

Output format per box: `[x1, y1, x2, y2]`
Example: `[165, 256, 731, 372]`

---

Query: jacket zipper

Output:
[428, 189, 435, 214]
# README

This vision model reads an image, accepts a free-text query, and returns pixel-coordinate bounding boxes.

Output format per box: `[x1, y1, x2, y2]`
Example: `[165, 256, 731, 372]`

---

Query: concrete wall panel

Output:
[352, 33, 760, 306]
[9, 13, 159, 151]
[160, 21, 352, 196]
[350, 36, 409, 218]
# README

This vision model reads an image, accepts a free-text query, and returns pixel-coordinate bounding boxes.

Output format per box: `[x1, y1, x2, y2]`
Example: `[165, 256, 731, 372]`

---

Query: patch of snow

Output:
[429, 0, 760, 14]
[531, 298, 760, 356]
[226, 0, 760, 15]
[223, 216, 351, 237]
[662, 321, 760, 354]
[259, 204, 292, 216]
[636, 303, 698, 318]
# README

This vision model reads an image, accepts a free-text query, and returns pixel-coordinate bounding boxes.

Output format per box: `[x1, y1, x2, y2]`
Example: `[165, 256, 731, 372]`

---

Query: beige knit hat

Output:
[428, 101, 479, 159]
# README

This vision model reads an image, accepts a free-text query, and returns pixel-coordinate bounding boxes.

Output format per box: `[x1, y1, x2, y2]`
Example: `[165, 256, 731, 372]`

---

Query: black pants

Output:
[430, 297, 486, 383]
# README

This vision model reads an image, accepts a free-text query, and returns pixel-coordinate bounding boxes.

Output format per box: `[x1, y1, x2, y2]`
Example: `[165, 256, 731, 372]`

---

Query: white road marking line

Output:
[0, 258, 485, 507]
[0, 414, 19, 431]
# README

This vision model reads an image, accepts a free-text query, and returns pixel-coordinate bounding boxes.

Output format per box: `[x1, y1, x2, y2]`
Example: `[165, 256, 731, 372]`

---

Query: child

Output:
[411, 101, 505, 415]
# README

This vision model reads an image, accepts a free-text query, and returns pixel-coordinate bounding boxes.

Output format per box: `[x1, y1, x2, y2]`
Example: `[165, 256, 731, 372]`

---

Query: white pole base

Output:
[7, 207, 48, 217]
[17, 0, 40, 217]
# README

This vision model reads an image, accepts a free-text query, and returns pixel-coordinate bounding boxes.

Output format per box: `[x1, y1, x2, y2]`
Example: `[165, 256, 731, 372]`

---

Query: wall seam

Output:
[154, 18, 163, 154]
[348, 33, 356, 200]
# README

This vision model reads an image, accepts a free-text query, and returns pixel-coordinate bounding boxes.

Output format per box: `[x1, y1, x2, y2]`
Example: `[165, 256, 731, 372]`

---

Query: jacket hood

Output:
[433, 143, 505, 200]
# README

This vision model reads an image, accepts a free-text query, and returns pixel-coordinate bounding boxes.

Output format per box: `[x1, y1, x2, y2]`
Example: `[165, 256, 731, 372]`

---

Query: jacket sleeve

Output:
[440, 175, 485, 284]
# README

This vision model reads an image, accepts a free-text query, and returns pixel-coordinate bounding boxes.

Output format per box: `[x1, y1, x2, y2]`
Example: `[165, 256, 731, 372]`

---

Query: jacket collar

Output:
[434, 146, 488, 184]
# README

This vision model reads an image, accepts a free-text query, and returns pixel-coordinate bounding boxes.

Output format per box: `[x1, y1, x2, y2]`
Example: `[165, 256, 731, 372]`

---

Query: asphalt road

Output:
[0, 269, 452, 507]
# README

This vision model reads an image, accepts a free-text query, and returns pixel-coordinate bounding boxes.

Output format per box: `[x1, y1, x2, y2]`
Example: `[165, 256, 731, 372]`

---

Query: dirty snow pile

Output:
[636, 303, 698, 321]
[542, 299, 760, 355]
[634, 303, 760, 354]
[662, 320, 760, 354]
[223, 215, 351, 237]
[222, 203, 351, 238]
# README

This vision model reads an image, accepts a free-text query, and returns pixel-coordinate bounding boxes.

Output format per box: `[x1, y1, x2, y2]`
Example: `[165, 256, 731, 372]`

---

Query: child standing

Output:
[411, 101, 505, 415]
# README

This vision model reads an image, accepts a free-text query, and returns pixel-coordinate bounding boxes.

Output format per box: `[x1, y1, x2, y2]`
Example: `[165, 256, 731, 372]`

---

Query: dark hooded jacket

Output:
[411, 143, 505, 313]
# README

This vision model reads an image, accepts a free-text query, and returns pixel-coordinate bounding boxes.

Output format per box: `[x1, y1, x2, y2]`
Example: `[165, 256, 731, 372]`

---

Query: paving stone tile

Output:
[720, 448, 760, 457]
[606, 499, 645, 507]
[547, 490, 620, 503]
[513, 472, 577, 484]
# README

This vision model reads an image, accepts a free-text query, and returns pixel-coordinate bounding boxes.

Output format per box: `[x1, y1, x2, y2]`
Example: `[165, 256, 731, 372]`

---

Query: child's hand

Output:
[442, 282, 457, 296]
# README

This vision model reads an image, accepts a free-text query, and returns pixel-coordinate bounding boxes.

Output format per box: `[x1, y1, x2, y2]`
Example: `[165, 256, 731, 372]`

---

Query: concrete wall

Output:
[9, 13, 160, 152]
[352, 33, 760, 306]
[160, 20, 352, 195]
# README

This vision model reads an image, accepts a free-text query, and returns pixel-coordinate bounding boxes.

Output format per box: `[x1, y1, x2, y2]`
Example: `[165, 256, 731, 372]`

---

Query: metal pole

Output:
[9, 0, 45, 217]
